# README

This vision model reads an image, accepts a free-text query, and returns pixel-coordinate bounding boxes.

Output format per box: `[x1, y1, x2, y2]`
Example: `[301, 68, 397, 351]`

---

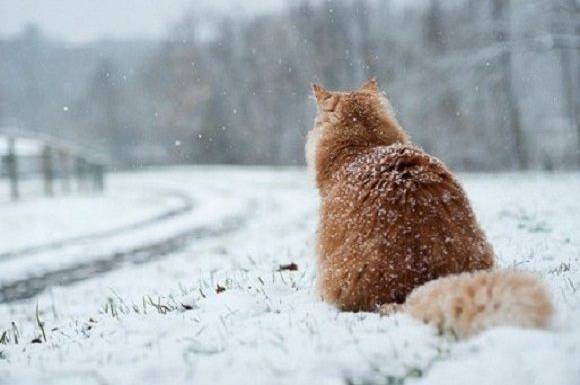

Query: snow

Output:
[0, 188, 186, 254]
[0, 168, 579, 385]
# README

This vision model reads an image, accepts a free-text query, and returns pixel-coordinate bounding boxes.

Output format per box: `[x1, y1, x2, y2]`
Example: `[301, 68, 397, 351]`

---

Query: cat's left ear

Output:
[360, 78, 378, 93]
[312, 83, 330, 104]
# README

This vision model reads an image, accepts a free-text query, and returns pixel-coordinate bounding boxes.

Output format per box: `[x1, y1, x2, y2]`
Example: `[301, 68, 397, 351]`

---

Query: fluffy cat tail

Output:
[382, 270, 554, 338]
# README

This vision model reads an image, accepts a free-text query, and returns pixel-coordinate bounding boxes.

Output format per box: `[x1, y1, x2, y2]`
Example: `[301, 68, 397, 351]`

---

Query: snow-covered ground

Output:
[0, 168, 579, 385]
[0, 187, 188, 254]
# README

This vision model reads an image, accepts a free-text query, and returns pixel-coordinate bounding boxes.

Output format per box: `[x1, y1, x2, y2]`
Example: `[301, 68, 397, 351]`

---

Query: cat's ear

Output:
[360, 78, 378, 93]
[312, 83, 330, 104]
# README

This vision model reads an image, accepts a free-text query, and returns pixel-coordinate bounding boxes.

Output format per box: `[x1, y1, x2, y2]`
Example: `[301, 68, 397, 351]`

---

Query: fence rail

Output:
[0, 127, 108, 201]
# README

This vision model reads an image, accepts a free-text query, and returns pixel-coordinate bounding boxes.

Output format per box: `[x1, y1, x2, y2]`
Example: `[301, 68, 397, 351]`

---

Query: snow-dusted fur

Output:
[386, 270, 554, 338]
[307, 79, 553, 336]
[308, 79, 494, 311]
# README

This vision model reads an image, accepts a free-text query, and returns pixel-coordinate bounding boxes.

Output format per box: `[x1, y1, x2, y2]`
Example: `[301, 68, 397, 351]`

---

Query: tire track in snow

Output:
[0, 201, 257, 303]
[0, 190, 195, 262]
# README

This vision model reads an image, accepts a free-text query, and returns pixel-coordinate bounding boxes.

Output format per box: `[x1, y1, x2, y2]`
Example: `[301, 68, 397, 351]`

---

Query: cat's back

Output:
[319, 142, 493, 308]
[337, 142, 461, 208]
[326, 141, 491, 265]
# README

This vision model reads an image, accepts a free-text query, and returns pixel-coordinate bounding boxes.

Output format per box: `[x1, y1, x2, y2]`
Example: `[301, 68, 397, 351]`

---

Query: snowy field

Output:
[0, 167, 579, 385]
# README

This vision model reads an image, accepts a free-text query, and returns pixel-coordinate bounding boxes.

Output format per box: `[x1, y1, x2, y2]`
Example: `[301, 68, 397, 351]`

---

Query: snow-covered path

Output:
[0, 167, 261, 302]
[0, 168, 579, 385]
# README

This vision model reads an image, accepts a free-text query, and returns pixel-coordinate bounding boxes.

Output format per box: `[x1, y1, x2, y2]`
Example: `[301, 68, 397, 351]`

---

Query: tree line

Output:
[0, 0, 578, 170]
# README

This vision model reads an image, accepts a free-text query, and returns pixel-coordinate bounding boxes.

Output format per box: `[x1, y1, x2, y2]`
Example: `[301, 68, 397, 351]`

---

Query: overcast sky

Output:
[0, 0, 285, 42]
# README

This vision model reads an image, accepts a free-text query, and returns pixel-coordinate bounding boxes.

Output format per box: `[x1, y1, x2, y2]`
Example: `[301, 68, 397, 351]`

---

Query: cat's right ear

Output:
[312, 83, 330, 104]
[360, 78, 378, 93]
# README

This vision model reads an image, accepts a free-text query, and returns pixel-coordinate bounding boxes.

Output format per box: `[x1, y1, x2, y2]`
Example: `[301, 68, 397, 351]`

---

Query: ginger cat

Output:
[306, 79, 553, 337]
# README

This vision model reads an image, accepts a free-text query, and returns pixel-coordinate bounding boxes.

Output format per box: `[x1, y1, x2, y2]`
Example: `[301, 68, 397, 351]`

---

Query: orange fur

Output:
[386, 270, 554, 338]
[307, 79, 494, 311]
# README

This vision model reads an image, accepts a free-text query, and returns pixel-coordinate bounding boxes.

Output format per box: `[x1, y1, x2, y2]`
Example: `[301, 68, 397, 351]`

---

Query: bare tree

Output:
[1, 0, 578, 169]
[553, 0, 579, 164]
[492, 0, 528, 169]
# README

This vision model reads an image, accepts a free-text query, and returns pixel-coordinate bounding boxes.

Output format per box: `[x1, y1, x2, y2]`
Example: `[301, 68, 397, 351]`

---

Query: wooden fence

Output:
[0, 128, 108, 201]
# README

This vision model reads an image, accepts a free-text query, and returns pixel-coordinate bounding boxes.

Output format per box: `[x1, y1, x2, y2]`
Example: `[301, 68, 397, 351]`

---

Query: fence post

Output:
[96, 164, 105, 192]
[6, 138, 19, 201]
[90, 163, 98, 192]
[59, 150, 71, 193]
[42, 145, 54, 197]
[75, 156, 86, 192]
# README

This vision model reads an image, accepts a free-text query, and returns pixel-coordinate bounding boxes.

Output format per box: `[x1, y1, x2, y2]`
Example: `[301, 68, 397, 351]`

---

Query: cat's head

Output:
[312, 78, 381, 122]
[306, 79, 407, 161]
[310, 79, 406, 142]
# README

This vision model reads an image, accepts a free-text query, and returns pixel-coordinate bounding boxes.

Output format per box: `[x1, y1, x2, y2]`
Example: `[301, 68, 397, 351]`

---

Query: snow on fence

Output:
[0, 127, 108, 201]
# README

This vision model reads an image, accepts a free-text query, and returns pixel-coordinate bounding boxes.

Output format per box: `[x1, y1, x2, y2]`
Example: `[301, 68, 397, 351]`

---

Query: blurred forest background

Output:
[0, 0, 579, 170]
